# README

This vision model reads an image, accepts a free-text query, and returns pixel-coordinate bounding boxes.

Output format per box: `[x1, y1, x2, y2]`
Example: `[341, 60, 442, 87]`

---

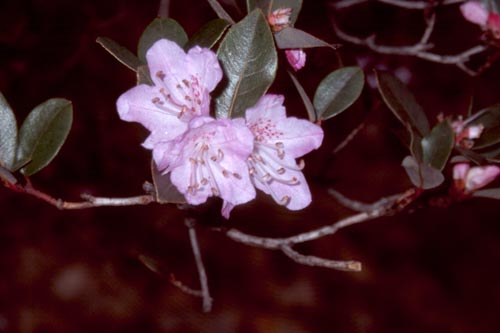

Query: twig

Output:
[333, 0, 465, 10]
[332, 121, 365, 154]
[185, 219, 213, 313]
[7, 179, 155, 209]
[332, 22, 488, 75]
[158, 0, 170, 18]
[169, 274, 204, 297]
[224, 190, 415, 271]
[281, 245, 362, 271]
[328, 189, 402, 212]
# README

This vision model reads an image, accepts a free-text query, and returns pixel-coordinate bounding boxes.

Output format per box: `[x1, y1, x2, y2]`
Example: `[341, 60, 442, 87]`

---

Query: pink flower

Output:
[451, 117, 484, 148]
[487, 12, 500, 37]
[453, 163, 500, 192]
[285, 49, 306, 71]
[116, 39, 223, 148]
[154, 116, 256, 217]
[245, 94, 323, 210]
[460, 1, 489, 26]
[267, 8, 293, 32]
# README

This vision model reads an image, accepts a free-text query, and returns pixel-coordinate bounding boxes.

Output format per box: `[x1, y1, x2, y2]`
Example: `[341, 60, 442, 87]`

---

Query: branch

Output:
[186, 219, 213, 313]
[332, 22, 488, 75]
[5, 177, 155, 209]
[333, 0, 465, 10]
[224, 190, 416, 271]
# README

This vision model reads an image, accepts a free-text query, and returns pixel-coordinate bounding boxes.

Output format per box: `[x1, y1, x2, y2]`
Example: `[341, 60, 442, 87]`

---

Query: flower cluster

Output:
[453, 163, 500, 193]
[117, 39, 323, 218]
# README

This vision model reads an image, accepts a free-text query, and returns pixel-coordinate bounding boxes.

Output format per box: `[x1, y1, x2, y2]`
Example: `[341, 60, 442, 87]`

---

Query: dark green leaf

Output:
[151, 160, 186, 204]
[215, 9, 277, 118]
[137, 18, 188, 63]
[455, 146, 488, 165]
[136, 64, 154, 86]
[0, 166, 17, 185]
[207, 0, 235, 24]
[473, 188, 500, 199]
[288, 70, 315, 122]
[96, 37, 142, 71]
[247, 0, 302, 25]
[402, 155, 444, 189]
[0, 92, 18, 171]
[421, 120, 454, 171]
[186, 19, 230, 50]
[17, 99, 73, 176]
[274, 27, 336, 49]
[313, 67, 364, 121]
[468, 104, 500, 149]
[376, 71, 429, 137]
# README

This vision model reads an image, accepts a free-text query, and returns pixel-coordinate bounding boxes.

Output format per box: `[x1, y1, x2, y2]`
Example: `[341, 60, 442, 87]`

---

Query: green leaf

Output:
[17, 98, 73, 176]
[137, 18, 188, 63]
[0, 92, 18, 171]
[421, 120, 454, 171]
[96, 37, 142, 71]
[288, 70, 316, 122]
[467, 104, 500, 149]
[455, 146, 488, 165]
[274, 27, 336, 49]
[402, 155, 444, 190]
[215, 9, 277, 118]
[313, 66, 364, 121]
[186, 19, 230, 50]
[207, 0, 235, 24]
[376, 71, 430, 137]
[247, 0, 302, 25]
[136, 64, 154, 86]
[151, 160, 186, 204]
[473, 188, 500, 199]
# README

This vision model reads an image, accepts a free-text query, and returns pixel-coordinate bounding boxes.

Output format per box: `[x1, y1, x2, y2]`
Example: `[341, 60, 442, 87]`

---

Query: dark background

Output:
[1, 0, 500, 332]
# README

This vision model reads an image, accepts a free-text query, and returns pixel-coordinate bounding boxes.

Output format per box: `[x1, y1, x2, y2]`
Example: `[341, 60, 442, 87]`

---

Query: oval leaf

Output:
[376, 71, 429, 137]
[275, 27, 336, 49]
[215, 9, 277, 118]
[185, 19, 231, 50]
[0, 92, 18, 171]
[421, 120, 454, 171]
[137, 18, 188, 63]
[313, 66, 364, 120]
[151, 160, 186, 204]
[402, 155, 444, 189]
[247, 0, 302, 25]
[473, 188, 500, 199]
[96, 37, 142, 71]
[288, 70, 315, 122]
[467, 104, 500, 149]
[17, 99, 73, 176]
[207, 0, 235, 24]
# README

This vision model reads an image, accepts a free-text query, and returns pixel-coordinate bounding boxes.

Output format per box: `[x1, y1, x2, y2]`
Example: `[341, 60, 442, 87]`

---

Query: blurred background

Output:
[1, 0, 500, 332]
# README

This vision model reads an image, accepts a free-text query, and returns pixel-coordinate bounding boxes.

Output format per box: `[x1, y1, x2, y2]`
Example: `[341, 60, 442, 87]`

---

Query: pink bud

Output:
[460, 1, 489, 26]
[465, 165, 500, 192]
[453, 163, 470, 181]
[268, 8, 292, 32]
[487, 12, 500, 37]
[466, 124, 484, 139]
[286, 49, 306, 71]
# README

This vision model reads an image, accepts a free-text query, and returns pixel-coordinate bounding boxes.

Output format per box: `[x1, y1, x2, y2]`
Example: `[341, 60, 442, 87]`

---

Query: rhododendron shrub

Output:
[3, 0, 500, 324]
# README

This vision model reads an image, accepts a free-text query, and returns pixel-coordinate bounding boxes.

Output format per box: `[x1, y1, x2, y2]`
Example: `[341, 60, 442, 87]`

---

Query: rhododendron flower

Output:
[153, 116, 256, 218]
[286, 49, 306, 71]
[453, 163, 500, 192]
[460, 1, 489, 26]
[267, 8, 292, 32]
[116, 39, 223, 148]
[245, 94, 323, 210]
[451, 117, 484, 148]
[460, 1, 500, 37]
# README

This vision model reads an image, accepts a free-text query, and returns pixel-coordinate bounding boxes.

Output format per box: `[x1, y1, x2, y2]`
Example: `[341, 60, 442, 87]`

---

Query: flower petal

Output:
[466, 165, 500, 192]
[460, 1, 489, 26]
[286, 49, 306, 71]
[186, 46, 223, 93]
[116, 84, 187, 148]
